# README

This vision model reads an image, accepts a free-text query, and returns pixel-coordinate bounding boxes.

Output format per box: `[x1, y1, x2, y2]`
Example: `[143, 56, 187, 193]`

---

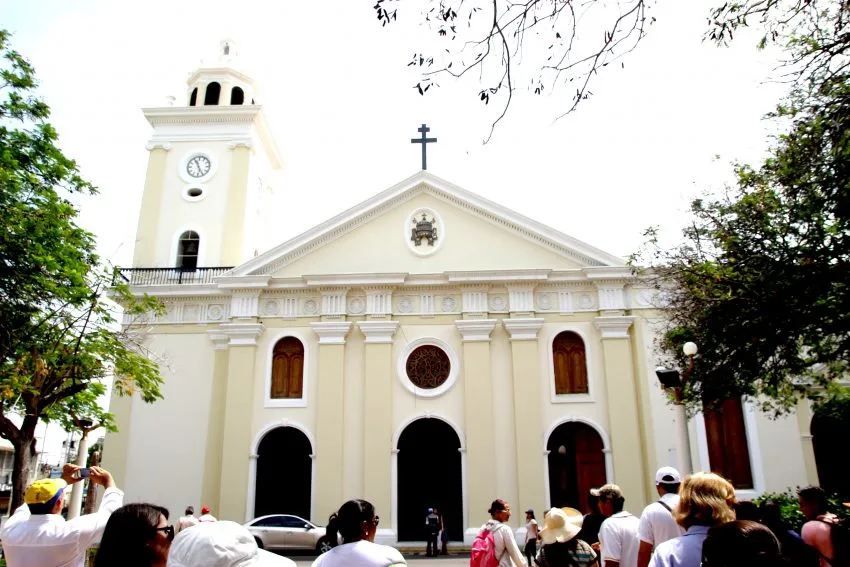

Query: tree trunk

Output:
[10, 415, 39, 512]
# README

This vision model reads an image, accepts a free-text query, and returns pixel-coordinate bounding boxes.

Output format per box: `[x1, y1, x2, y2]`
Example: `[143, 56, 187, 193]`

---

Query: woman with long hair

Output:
[312, 499, 405, 567]
[94, 503, 173, 567]
[648, 472, 737, 567]
[525, 509, 539, 566]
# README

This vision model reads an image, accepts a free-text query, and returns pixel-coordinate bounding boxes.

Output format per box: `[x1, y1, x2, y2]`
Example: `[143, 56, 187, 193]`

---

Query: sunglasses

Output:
[374, 516, 380, 527]
[156, 525, 175, 541]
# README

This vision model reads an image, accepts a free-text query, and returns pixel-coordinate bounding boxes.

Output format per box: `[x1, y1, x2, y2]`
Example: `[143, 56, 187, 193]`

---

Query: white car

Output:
[244, 514, 335, 553]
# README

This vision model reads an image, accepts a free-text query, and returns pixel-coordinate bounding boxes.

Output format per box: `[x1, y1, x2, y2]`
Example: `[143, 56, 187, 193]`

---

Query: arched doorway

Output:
[255, 427, 312, 519]
[547, 421, 607, 513]
[397, 418, 463, 541]
[812, 406, 850, 497]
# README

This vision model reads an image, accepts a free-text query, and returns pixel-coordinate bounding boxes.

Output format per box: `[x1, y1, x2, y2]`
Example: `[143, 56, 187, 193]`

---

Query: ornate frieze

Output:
[507, 284, 535, 314]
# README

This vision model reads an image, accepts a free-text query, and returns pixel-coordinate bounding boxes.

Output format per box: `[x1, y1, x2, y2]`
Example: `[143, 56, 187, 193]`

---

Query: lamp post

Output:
[655, 342, 698, 475]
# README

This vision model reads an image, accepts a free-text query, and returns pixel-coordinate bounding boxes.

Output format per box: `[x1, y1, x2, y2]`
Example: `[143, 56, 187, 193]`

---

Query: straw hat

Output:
[539, 507, 584, 545]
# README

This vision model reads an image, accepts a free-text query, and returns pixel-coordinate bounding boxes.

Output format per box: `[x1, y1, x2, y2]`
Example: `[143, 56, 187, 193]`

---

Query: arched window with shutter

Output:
[271, 337, 305, 399]
[553, 331, 589, 395]
[176, 231, 200, 270]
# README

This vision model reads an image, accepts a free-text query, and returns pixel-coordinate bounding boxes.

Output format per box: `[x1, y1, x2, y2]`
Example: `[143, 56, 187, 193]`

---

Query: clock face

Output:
[186, 155, 211, 178]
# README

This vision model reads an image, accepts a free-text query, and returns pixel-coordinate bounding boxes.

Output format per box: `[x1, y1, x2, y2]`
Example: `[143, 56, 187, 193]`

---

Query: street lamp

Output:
[655, 342, 698, 475]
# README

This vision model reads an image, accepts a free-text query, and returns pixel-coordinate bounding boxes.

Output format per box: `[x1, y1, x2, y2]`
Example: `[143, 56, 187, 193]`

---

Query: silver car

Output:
[244, 514, 335, 553]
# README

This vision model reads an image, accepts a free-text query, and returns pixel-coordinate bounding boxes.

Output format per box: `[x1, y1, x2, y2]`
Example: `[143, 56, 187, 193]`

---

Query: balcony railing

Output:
[112, 267, 234, 286]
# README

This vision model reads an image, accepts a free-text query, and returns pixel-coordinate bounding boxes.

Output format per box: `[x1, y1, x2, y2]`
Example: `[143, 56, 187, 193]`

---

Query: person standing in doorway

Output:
[177, 506, 199, 533]
[525, 509, 539, 566]
[439, 509, 449, 555]
[198, 506, 217, 523]
[425, 508, 440, 557]
[638, 467, 685, 567]
[595, 484, 640, 567]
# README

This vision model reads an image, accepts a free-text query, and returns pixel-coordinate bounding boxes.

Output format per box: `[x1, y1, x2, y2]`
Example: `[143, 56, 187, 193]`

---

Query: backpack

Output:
[471, 528, 500, 567]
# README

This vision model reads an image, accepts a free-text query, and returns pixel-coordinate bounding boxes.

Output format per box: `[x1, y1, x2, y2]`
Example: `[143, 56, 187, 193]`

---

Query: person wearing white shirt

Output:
[637, 467, 686, 567]
[0, 464, 124, 567]
[595, 484, 640, 567]
[177, 506, 199, 532]
[312, 499, 405, 567]
[197, 505, 217, 523]
[479, 498, 527, 567]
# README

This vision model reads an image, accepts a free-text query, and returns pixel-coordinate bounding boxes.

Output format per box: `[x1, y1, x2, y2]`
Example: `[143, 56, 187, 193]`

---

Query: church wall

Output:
[752, 410, 808, 492]
[342, 328, 366, 501]
[271, 193, 583, 278]
[121, 332, 217, 519]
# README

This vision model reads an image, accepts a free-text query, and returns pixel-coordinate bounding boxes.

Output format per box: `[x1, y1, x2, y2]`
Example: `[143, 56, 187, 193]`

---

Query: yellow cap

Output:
[25, 478, 67, 505]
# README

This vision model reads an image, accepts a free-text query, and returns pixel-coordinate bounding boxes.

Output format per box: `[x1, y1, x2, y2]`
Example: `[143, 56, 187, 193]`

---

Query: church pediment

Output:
[230, 171, 624, 280]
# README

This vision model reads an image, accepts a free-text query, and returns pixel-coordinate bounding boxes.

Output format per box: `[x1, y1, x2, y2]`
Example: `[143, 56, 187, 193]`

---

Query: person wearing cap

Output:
[648, 472, 736, 567]
[535, 507, 597, 567]
[425, 507, 440, 557]
[594, 484, 640, 567]
[0, 463, 123, 567]
[198, 505, 217, 523]
[524, 509, 539, 566]
[481, 498, 528, 567]
[637, 467, 685, 567]
[166, 520, 295, 567]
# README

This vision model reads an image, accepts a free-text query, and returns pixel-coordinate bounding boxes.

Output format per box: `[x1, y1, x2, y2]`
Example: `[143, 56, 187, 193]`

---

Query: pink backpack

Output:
[470, 528, 499, 567]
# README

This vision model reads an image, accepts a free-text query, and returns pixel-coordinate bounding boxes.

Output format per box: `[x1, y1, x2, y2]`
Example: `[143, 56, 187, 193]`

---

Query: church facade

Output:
[102, 43, 821, 545]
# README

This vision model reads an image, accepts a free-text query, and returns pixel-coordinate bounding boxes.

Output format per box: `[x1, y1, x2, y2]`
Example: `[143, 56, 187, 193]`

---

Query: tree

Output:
[0, 30, 165, 509]
[633, 71, 850, 415]
[374, 0, 653, 141]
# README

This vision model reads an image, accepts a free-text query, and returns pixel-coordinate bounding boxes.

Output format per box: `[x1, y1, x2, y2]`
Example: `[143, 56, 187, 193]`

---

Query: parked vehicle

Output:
[244, 514, 335, 553]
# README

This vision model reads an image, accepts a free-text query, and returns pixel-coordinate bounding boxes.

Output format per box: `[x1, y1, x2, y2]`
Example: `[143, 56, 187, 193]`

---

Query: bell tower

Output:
[132, 40, 282, 271]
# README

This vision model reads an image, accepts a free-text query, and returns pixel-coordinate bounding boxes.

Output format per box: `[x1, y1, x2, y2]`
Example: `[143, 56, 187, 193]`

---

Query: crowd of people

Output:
[0, 463, 846, 567]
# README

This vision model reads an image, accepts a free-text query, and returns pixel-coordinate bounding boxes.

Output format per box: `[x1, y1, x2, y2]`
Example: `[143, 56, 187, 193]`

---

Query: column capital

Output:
[502, 317, 545, 340]
[310, 321, 352, 344]
[594, 316, 636, 339]
[218, 322, 265, 346]
[357, 320, 399, 343]
[145, 141, 172, 151]
[207, 330, 230, 350]
[455, 319, 497, 342]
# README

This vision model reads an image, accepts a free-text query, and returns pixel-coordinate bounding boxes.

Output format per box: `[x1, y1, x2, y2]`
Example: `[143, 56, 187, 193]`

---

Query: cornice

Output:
[502, 318, 545, 340]
[216, 276, 271, 290]
[357, 320, 400, 344]
[455, 319, 498, 342]
[304, 273, 407, 287]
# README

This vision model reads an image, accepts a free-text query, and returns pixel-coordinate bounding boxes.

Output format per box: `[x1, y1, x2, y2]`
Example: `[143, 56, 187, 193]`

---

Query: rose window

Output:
[405, 345, 451, 389]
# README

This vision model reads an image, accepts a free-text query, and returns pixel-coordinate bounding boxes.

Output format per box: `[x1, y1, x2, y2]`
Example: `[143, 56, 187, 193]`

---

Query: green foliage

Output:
[0, 29, 165, 509]
[755, 489, 850, 532]
[635, 69, 850, 414]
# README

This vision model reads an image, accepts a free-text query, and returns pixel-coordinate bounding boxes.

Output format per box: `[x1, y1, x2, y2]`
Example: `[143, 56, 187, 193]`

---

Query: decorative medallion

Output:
[405, 207, 445, 257]
[207, 304, 224, 321]
[578, 294, 594, 309]
[264, 301, 280, 316]
[348, 297, 365, 314]
[406, 345, 451, 389]
[537, 293, 552, 310]
[398, 297, 414, 313]
[489, 295, 506, 311]
[303, 299, 318, 315]
[441, 297, 457, 312]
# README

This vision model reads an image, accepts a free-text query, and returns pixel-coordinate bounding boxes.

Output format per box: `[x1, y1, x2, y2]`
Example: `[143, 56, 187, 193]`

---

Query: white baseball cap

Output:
[166, 521, 295, 567]
[655, 466, 682, 485]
